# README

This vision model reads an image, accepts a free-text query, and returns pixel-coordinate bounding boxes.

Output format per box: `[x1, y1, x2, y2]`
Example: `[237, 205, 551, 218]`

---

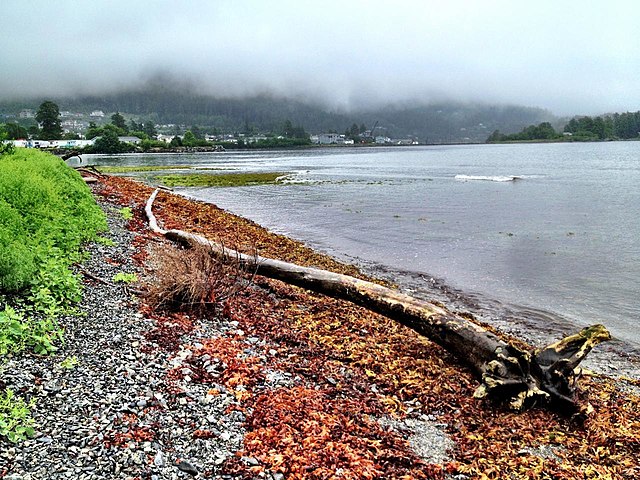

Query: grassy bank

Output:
[0, 148, 106, 441]
[0, 149, 106, 293]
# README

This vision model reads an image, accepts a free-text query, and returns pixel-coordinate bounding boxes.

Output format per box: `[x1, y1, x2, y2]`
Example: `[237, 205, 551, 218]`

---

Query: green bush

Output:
[0, 306, 62, 356]
[0, 149, 107, 293]
[0, 388, 35, 443]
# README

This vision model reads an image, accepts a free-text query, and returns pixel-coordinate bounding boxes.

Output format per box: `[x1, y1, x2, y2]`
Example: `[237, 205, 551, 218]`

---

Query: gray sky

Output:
[2, 0, 639, 115]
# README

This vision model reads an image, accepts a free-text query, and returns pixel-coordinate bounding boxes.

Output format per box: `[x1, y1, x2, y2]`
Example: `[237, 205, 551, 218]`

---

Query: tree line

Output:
[487, 111, 640, 142]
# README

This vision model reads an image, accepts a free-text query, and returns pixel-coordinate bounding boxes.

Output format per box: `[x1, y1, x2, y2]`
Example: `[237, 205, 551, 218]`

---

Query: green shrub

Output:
[0, 149, 106, 293]
[0, 306, 62, 356]
[0, 149, 105, 443]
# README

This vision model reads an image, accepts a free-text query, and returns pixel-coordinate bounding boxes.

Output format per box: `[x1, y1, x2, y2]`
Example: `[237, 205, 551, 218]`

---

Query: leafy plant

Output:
[119, 207, 133, 220]
[0, 306, 63, 356]
[0, 142, 14, 156]
[0, 129, 15, 156]
[0, 150, 103, 358]
[59, 355, 79, 370]
[0, 389, 36, 443]
[0, 149, 107, 293]
[29, 253, 82, 312]
[95, 236, 116, 247]
[0, 306, 28, 356]
[112, 272, 138, 284]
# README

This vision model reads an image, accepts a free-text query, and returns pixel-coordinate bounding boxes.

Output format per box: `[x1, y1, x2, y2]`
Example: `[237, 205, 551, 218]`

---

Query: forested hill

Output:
[1, 87, 554, 143]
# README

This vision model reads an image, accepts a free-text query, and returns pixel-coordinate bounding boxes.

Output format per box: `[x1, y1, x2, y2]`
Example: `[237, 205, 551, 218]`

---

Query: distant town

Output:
[2, 99, 639, 155]
[3, 104, 420, 154]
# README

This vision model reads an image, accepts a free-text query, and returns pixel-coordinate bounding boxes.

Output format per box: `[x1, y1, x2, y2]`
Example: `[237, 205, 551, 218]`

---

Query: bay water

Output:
[90, 142, 640, 347]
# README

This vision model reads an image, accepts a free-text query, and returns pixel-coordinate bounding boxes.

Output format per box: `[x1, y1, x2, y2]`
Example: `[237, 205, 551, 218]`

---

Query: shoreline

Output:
[97, 175, 640, 475]
[139, 175, 640, 381]
[345, 260, 640, 380]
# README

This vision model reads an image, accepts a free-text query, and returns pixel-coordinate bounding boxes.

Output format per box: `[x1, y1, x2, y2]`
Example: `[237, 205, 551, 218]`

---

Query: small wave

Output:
[455, 174, 523, 182]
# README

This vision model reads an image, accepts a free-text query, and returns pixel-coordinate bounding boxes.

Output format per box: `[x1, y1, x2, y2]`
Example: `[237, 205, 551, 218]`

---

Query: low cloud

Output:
[2, 0, 639, 115]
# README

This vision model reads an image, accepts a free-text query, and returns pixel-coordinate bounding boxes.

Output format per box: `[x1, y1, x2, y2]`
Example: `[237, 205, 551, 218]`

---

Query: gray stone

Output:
[177, 460, 198, 476]
[154, 450, 165, 467]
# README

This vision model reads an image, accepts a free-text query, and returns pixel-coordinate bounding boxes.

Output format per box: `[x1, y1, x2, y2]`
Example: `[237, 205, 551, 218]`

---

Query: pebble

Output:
[154, 450, 165, 467]
[177, 460, 199, 476]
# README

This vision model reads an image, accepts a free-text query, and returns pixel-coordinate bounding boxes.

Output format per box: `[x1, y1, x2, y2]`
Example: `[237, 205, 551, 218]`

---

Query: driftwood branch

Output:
[145, 189, 610, 412]
[61, 150, 82, 162]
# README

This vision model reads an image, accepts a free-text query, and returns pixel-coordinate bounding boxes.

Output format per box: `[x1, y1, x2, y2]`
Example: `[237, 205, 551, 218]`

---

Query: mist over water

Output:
[91, 142, 640, 346]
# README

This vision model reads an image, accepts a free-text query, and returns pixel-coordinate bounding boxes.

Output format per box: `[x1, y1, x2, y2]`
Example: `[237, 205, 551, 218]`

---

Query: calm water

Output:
[90, 143, 640, 345]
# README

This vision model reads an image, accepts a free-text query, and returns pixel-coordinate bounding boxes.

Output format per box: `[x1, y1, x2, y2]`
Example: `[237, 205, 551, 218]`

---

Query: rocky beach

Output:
[2, 175, 639, 479]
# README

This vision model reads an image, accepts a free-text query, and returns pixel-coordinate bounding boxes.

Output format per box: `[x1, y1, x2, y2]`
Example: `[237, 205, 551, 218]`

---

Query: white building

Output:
[50, 139, 94, 148]
[317, 133, 341, 144]
[157, 134, 175, 143]
[9, 139, 95, 149]
[245, 135, 268, 144]
[118, 136, 142, 145]
[28, 140, 51, 148]
[90, 110, 105, 118]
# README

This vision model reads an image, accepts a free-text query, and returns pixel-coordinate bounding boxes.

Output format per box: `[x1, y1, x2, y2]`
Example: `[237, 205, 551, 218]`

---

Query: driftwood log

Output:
[145, 189, 610, 412]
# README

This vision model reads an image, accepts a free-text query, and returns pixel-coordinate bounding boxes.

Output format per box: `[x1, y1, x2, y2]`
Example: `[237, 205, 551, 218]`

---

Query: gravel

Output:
[1, 201, 246, 479]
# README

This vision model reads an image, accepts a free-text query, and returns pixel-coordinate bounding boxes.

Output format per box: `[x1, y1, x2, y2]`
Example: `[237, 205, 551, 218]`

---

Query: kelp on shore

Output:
[96, 175, 640, 479]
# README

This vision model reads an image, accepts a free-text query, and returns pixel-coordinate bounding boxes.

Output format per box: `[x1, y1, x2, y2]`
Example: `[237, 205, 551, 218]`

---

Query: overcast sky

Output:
[2, 0, 639, 115]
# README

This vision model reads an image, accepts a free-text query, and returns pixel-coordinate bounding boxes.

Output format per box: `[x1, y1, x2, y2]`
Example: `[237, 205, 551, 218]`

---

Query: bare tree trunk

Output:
[145, 189, 610, 412]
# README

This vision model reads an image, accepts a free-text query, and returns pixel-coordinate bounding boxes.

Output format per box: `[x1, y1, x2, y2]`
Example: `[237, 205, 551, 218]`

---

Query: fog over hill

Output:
[0, 83, 555, 143]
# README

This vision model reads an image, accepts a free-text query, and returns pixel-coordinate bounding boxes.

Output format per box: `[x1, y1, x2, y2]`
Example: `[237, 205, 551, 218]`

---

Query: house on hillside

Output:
[156, 134, 174, 143]
[118, 136, 142, 145]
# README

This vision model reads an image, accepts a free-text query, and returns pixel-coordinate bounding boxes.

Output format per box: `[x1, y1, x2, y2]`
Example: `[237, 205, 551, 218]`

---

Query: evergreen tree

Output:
[486, 129, 505, 142]
[1, 122, 28, 140]
[35, 101, 63, 140]
[182, 131, 197, 146]
[142, 121, 157, 138]
[111, 112, 128, 133]
[191, 125, 203, 139]
[129, 119, 142, 132]
[281, 119, 294, 138]
[86, 122, 103, 139]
